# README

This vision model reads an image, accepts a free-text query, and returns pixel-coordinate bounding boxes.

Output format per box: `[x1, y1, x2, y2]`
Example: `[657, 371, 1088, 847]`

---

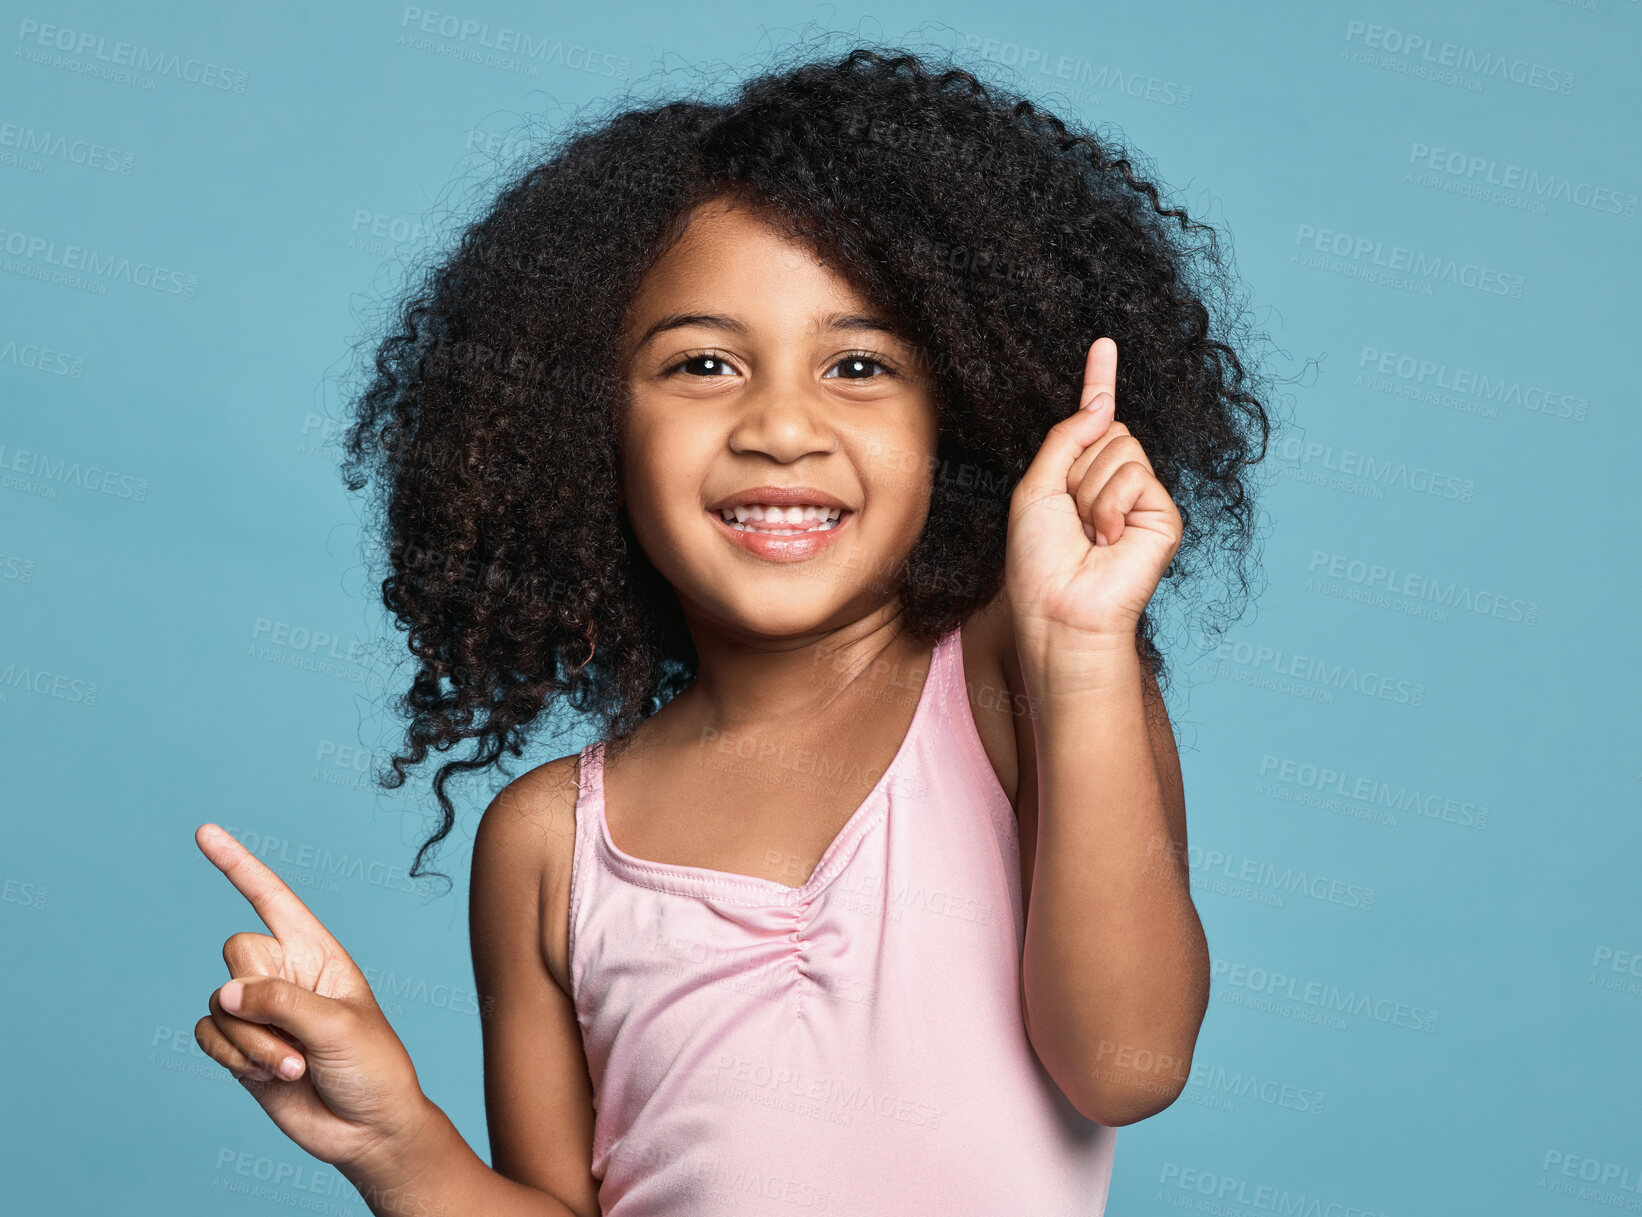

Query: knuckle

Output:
[221, 931, 257, 969]
[259, 980, 291, 1017]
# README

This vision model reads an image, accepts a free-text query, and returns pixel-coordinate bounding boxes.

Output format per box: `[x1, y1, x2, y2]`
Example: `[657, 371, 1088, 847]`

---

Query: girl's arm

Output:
[1011, 632, 1208, 1128]
[343, 1101, 588, 1217]
[1003, 336, 1211, 1127]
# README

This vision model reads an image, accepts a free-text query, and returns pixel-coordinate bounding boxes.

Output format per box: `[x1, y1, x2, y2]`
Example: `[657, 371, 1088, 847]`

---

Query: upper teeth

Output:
[717, 504, 843, 529]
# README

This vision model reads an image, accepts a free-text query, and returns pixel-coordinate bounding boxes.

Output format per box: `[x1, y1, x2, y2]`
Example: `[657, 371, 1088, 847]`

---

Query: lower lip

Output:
[707, 508, 854, 562]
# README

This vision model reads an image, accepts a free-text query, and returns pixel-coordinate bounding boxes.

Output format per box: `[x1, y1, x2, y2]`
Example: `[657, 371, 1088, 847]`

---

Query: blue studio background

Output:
[3, 1, 1638, 1213]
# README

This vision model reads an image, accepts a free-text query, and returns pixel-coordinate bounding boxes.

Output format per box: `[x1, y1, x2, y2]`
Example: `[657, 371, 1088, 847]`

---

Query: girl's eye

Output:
[673, 353, 740, 377]
[823, 353, 894, 380]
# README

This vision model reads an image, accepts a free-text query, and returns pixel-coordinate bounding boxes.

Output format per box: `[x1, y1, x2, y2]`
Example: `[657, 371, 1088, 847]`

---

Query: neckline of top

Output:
[581, 624, 960, 907]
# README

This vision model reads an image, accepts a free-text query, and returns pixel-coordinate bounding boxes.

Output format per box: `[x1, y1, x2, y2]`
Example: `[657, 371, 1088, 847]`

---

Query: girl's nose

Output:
[726, 382, 839, 460]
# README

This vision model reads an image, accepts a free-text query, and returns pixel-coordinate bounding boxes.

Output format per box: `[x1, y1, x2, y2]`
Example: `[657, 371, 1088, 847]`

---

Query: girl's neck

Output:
[672, 602, 933, 736]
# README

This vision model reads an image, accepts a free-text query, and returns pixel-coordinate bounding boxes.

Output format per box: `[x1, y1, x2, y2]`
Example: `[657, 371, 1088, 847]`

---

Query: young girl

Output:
[193, 43, 1269, 1217]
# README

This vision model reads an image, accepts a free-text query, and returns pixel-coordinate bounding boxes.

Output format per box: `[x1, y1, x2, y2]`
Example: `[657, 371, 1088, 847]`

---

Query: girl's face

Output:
[617, 196, 939, 640]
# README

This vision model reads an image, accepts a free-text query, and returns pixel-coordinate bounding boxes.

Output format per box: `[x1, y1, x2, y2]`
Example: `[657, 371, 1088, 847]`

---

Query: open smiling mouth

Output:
[705, 504, 856, 561]
[712, 505, 847, 534]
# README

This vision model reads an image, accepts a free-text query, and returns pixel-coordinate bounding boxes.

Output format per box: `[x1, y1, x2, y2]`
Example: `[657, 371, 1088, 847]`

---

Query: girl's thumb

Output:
[219, 975, 349, 1051]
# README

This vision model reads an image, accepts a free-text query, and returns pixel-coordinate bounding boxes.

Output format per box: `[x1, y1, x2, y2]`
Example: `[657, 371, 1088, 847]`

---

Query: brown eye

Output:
[824, 353, 893, 380]
[669, 353, 739, 377]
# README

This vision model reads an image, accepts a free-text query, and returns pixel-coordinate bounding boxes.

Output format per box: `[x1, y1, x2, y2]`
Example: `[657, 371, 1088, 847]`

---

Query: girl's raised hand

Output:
[1005, 337, 1183, 656]
[193, 822, 431, 1181]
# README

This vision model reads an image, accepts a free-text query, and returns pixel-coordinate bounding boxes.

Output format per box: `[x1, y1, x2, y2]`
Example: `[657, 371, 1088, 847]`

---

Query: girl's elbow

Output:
[1062, 1069, 1189, 1126]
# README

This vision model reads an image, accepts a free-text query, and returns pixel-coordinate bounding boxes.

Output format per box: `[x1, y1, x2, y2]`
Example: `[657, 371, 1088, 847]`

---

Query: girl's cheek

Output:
[862, 439, 933, 507]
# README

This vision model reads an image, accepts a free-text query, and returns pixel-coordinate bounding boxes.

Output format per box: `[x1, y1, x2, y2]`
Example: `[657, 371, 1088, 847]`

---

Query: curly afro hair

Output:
[341, 41, 1275, 885]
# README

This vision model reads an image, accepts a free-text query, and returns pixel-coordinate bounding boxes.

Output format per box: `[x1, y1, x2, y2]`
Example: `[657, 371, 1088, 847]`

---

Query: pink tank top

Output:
[568, 623, 1116, 1215]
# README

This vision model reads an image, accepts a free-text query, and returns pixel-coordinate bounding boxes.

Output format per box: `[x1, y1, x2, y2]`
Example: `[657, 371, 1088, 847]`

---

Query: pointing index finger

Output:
[1012, 337, 1121, 510]
[195, 823, 338, 948]
[1079, 336, 1118, 423]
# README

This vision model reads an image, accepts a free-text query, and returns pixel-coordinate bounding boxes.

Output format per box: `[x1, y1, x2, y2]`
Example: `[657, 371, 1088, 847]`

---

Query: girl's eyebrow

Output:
[629, 310, 906, 353]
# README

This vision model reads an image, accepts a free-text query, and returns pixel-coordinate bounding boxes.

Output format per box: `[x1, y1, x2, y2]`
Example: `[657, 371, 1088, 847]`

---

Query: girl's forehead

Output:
[632, 226, 875, 317]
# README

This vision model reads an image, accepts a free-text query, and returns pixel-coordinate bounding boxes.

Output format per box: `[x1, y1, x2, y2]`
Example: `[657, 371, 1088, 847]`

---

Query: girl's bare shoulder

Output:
[473, 752, 584, 995]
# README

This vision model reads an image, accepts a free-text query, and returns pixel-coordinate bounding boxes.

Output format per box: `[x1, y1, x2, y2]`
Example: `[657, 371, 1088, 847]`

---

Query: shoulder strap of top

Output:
[567, 739, 605, 981]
